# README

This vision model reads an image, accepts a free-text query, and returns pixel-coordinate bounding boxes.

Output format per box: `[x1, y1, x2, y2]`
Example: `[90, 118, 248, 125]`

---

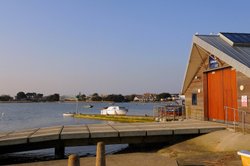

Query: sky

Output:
[1, 0, 250, 96]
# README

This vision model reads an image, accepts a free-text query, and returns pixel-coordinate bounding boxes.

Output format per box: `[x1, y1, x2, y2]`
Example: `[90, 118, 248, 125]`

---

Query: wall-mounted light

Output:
[240, 85, 244, 91]
[197, 89, 201, 93]
[195, 76, 200, 80]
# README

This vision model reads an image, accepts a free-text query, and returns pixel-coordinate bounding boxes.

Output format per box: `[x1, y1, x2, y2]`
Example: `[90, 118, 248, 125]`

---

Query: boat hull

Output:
[63, 113, 75, 117]
[101, 106, 128, 115]
[83, 105, 93, 108]
[101, 109, 127, 115]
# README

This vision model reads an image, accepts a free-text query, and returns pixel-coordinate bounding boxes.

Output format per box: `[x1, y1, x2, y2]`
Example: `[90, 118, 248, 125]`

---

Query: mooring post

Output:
[68, 154, 80, 166]
[55, 142, 65, 159]
[96, 142, 106, 166]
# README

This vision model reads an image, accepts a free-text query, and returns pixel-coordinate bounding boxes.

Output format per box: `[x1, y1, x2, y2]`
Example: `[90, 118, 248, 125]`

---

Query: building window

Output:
[192, 93, 197, 105]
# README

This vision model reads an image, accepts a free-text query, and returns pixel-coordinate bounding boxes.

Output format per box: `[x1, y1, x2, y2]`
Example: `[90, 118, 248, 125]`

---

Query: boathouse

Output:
[182, 32, 250, 122]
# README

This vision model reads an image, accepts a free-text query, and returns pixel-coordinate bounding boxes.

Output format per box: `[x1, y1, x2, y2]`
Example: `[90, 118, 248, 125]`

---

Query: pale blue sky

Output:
[1, 0, 250, 96]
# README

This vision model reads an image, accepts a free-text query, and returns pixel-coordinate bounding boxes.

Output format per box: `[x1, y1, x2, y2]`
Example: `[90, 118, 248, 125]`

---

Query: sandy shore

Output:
[8, 129, 250, 166]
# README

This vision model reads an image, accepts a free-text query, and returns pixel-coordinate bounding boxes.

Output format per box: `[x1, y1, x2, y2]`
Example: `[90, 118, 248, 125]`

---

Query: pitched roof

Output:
[181, 32, 250, 94]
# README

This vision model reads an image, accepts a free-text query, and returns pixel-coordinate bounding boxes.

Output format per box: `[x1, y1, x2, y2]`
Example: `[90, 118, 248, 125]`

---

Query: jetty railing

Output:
[224, 106, 250, 134]
[153, 104, 185, 121]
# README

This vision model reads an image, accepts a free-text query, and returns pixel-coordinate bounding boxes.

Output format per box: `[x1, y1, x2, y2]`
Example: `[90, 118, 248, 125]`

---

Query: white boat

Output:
[63, 99, 79, 117]
[83, 104, 93, 108]
[63, 112, 75, 117]
[101, 106, 128, 115]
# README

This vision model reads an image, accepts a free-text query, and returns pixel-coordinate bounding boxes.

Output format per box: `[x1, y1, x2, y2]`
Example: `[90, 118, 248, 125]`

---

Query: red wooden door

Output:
[223, 68, 238, 121]
[207, 68, 238, 121]
[208, 70, 224, 121]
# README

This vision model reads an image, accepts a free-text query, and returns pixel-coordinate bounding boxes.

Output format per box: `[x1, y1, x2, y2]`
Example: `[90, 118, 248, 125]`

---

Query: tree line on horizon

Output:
[0, 92, 172, 102]
[76, 92, 172, 102]
[0, 92, 60, 102]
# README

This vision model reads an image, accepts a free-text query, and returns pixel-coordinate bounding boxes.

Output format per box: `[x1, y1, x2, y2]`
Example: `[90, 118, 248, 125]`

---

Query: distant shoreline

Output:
[0, 101, 170, 104]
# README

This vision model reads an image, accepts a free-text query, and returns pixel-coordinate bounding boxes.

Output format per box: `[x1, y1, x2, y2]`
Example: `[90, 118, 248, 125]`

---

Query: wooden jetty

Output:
[0, 120, 226, 158]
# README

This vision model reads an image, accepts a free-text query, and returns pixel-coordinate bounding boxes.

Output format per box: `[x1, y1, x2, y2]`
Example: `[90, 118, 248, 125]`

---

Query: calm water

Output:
[0, 102, 158, 159]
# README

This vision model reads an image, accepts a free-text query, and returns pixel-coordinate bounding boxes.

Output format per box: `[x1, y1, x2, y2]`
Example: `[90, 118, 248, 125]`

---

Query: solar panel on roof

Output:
[220, 32, 250, 46]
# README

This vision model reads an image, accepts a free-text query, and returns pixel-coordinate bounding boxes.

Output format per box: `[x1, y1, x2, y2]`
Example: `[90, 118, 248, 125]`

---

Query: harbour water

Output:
[0, 102, 159, 160]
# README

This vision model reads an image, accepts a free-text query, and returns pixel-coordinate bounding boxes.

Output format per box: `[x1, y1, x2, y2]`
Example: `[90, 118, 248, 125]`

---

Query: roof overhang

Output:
[181, 35, 250, 94]
[181, 36, 210, 94]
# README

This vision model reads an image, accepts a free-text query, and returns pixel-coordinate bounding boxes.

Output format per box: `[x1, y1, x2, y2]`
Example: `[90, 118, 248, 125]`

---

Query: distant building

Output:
[182, 32, 250, 122]
[133, 95, 143, 102]
[143, 93, 157, 102]
[170, 94, 180, 101]
[133, 93, 157, 102]
[61, 96, 77, 102]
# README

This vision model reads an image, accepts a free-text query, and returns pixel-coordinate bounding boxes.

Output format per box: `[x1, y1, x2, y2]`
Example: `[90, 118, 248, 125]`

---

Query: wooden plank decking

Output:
[0, 120, 226, 158]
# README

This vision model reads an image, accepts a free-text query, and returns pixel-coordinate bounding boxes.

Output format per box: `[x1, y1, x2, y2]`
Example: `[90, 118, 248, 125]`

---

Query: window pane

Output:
[192, 93, 197, 105]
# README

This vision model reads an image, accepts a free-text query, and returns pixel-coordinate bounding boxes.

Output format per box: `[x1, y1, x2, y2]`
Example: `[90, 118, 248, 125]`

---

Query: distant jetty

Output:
[73, 114, 155, 123]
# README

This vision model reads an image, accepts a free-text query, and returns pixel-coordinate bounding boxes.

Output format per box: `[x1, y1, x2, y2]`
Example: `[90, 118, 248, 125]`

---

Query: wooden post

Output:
[96, 142, 106, 166]
[68, 154, 80, 166]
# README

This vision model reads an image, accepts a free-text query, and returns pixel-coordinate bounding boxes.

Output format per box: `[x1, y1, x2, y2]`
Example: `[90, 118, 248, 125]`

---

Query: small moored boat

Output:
[63, 99, 79, 117]
[101, 106, 128, 115]
[83, 104, 93, 109]
[63, 112, 76, 117]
